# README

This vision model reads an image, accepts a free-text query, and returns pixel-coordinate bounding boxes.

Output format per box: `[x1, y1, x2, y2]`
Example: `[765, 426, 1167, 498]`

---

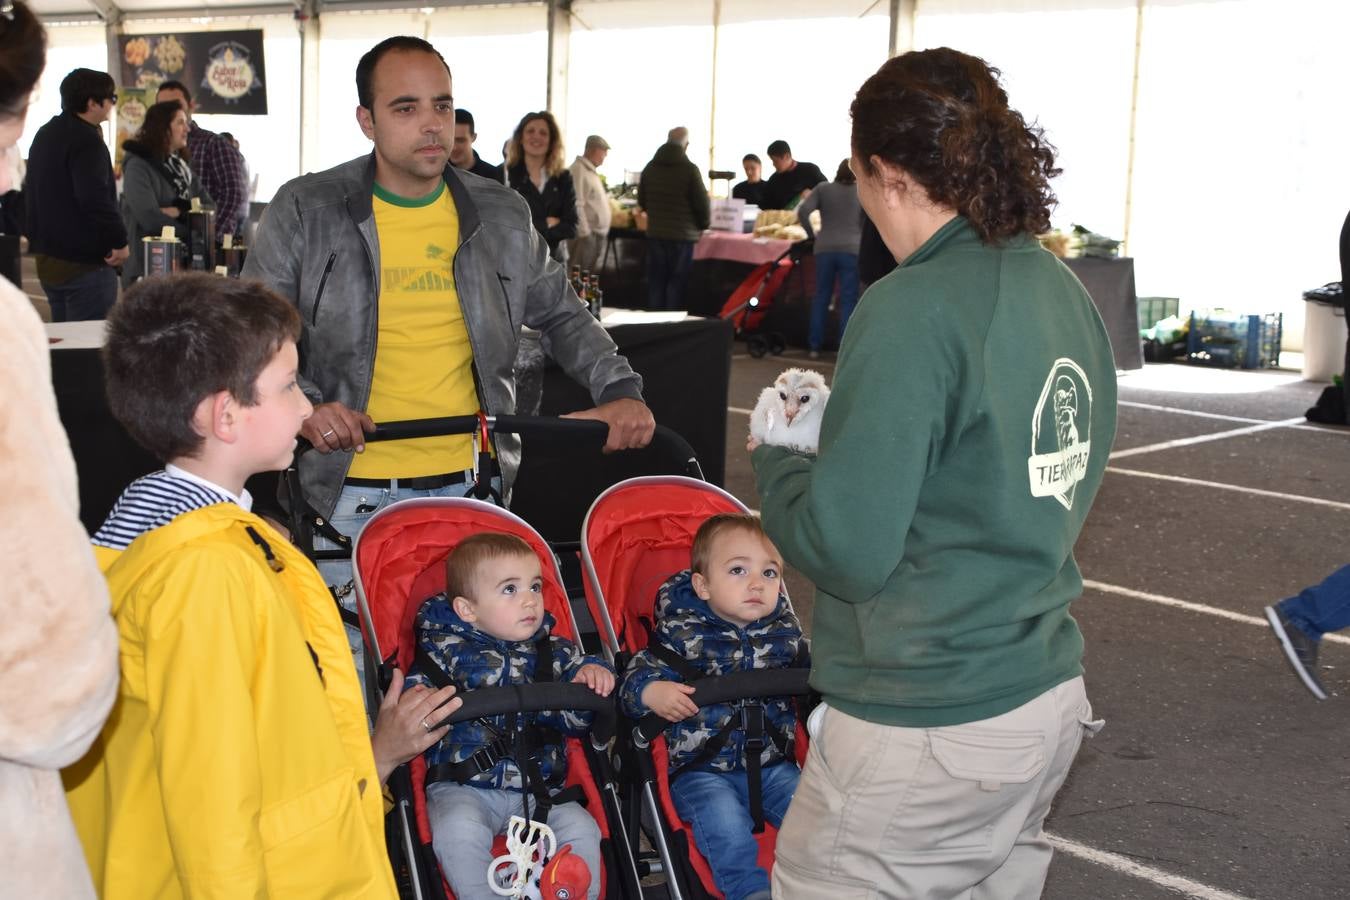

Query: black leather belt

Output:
[344, 470, 471, 490]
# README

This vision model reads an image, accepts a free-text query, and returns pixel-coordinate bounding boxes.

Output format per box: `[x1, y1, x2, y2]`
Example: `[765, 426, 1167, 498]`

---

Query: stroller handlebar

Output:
[296, 414, 697, 465]
[635, 668, 813, 743]
[444, 682, 618, 745]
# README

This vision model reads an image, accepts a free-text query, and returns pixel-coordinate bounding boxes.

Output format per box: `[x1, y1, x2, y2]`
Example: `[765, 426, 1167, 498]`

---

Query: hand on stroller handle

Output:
[635, 668, 813, 744]
[291, 413, 695, 464]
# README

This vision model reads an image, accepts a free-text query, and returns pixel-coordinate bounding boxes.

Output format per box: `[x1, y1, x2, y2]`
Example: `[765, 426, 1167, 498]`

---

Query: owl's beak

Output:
[784, 404, 798, 423]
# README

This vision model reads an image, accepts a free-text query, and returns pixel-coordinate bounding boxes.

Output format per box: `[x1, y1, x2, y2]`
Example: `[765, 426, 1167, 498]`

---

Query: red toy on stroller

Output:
[580, 476, 813, 900]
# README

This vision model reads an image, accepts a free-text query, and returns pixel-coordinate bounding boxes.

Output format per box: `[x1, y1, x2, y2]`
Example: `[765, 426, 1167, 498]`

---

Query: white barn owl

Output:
[749, 368, 830, 454]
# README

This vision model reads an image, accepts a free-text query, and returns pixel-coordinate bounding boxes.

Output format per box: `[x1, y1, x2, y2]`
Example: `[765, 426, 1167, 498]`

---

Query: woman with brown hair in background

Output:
[505, 110, 577, 262]
[119, 98, 210, 284]
[751, 48, 1118, 898]
[0, 2, 119, 896]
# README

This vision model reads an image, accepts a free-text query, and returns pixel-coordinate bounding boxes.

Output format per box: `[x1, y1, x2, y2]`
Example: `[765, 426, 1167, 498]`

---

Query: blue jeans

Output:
[314, 474, 500, 705]
[809, 252, 860, 352]
[42, 266, 118, 322]
[669, 762, 801, 900]
[1278, 564, 1350, 641]
[646, 239, 695, 310]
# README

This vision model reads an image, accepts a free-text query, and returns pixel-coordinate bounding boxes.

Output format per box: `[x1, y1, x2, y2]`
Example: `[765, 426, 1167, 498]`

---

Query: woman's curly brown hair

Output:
[850, 47, 1060, 244]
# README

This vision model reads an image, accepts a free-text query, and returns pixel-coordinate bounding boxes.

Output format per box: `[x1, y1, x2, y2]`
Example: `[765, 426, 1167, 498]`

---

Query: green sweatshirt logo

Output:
[1028, 358, 1095, 510]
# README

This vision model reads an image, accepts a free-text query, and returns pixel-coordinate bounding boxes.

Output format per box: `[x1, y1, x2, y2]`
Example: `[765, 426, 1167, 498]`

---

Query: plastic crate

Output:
[1137, 296, 1180, 331]
[1185, 311, 1283, 369]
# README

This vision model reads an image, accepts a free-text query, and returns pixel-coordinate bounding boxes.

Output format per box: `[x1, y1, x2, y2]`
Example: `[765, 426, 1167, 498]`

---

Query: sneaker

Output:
[1264, 605, 1328, 700]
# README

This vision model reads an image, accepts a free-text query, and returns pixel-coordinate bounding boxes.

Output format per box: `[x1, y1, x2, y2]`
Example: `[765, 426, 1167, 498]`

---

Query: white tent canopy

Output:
[25, 0, 1350, 347]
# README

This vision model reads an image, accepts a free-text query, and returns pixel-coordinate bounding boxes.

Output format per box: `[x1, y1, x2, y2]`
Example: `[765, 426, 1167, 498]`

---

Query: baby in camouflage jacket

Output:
[619, 514, 805, 900]
[409, 532, 614, 900]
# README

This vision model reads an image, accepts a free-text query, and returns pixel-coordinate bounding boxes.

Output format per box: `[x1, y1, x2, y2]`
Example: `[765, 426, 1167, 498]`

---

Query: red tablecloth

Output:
[693, 231, 796, 266]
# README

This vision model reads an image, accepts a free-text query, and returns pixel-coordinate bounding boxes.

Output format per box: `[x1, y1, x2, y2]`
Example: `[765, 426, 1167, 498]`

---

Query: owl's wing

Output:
[749, 386, 778, 443]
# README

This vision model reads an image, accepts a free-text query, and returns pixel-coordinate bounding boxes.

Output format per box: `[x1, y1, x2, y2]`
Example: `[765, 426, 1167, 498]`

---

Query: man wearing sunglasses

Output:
[25, 67, 128, 321]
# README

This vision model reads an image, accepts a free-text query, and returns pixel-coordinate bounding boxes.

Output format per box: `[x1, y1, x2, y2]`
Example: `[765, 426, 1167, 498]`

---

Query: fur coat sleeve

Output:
[0, 279, 119, 898]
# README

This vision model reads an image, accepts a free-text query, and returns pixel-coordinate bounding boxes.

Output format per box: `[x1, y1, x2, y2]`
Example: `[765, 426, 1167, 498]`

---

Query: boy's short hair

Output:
[691, 514, 769, 576]
[742, 153, 760, 164]
[103, 273, 302, 462]
[446, 532, 537, 601]
[766, 139, 791, 158]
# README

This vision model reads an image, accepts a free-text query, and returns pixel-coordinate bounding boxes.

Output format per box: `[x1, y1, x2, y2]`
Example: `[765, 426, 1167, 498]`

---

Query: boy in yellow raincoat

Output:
[65, 273, 456, 897]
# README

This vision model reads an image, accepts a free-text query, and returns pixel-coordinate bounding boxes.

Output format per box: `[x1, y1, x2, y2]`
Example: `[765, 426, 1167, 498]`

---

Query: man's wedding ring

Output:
[421, 718, 431, 732]
[321, 429, 335, 439]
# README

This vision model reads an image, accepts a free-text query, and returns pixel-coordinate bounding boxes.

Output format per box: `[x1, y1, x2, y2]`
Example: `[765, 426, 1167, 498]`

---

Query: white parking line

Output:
[1106, 467, 1350, 512]
[1082, 579, 1350, 647]
[1117, 400, 1269, 424]
[1109, 417, 1305, 459]
[1046, 833, 1255, 900]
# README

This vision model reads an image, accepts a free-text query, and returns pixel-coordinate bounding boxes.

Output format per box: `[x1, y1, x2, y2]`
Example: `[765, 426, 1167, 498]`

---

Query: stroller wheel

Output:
[768, 333, 787, 355]
[747, 336, 769, 358]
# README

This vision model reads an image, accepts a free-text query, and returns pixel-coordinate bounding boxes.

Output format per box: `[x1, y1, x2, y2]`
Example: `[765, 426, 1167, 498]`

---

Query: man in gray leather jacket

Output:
[243, 36, 654, 527]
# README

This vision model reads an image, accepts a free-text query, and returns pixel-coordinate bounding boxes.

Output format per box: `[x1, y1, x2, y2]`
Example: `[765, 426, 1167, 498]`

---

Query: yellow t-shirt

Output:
[347, 181, 477, 478]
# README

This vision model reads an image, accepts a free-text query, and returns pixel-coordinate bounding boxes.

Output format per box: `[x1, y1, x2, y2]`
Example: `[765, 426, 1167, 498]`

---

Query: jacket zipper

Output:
[496, 272, 514, 332]
[311, 251, 336, 325]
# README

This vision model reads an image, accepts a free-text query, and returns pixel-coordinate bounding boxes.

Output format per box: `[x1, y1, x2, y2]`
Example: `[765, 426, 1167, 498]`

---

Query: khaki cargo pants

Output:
[772, 677, 1100, 900]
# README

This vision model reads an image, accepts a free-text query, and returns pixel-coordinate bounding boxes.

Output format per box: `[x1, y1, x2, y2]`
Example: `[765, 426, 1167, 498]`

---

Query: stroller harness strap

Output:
[645, 624, 804, 833]
[667, 701, 792, 834]
[413, 633, 583, 820]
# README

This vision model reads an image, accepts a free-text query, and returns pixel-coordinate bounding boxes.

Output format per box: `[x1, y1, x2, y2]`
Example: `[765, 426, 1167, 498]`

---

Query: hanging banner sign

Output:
[119, 30, 268, 115]
[112, 87, 153, 170]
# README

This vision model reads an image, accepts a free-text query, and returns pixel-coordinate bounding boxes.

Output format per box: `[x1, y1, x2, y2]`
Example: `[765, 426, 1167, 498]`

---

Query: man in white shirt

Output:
[567, 134, 612, 272]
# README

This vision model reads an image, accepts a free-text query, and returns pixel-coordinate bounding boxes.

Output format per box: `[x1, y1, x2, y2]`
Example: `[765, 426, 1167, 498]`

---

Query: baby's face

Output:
[459, 553, 544, 642]
[692, 529, 782, 627]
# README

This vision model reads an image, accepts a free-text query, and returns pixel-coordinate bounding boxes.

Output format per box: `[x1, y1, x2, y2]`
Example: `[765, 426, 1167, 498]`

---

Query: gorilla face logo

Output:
[1053, 376, 1080, 451]
[1029, 360, 1094, 510]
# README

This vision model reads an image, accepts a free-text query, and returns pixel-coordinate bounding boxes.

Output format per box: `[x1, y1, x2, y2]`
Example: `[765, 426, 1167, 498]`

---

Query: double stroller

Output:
[311, 418, 811, 899]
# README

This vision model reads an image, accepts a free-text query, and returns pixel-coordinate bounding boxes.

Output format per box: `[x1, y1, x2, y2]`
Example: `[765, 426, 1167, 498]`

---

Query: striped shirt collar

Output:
[165, 463, 252, 511]
[91, 468, 251, 552]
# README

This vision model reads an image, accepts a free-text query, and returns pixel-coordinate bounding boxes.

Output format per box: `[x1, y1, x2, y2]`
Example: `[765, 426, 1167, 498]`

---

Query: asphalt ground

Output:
[720, 348, 1350, 900]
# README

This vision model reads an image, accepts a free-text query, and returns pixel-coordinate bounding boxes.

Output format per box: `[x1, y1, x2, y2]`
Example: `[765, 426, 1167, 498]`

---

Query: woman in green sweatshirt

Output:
[752, 48, 1118, 899]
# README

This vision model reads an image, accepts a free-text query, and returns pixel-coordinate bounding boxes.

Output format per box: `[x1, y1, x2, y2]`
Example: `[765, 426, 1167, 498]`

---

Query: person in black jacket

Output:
[638, 127, 710, 310]
[505, 111, 577, 262]
[24, 68, 128, 320]
[732, 153, 767, 208]
[451, 108, 502, 182]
